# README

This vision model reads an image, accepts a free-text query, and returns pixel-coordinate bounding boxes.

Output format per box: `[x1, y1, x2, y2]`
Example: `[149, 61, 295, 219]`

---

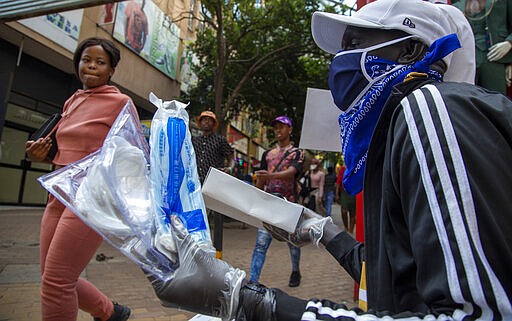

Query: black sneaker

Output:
[288, 271, 301, 287]
[94, 302, 131, 321]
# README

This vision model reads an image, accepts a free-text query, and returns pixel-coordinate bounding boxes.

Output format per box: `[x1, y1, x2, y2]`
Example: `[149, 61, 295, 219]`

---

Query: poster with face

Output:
[113, 0, 180, 79]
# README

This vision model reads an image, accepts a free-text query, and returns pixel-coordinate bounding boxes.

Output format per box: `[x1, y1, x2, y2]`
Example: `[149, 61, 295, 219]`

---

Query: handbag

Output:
[30, 113, 62, 161]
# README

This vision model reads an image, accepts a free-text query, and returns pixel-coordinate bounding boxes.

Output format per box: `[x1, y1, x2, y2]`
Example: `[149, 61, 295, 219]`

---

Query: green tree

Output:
[182, 0, 344, 142]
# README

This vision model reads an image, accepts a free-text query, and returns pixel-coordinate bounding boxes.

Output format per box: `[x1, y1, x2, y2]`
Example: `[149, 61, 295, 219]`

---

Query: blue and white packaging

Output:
[148, 93, 212, 256]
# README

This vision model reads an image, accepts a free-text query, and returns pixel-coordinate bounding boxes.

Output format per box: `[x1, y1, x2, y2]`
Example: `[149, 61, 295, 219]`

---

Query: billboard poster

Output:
[19, 9, 83, 52]
[180, 43, 199, 93]
[113, 0, 180, 79]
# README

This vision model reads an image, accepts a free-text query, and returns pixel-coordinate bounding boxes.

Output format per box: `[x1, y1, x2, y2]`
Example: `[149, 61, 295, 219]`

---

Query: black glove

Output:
[237, 283, 308, 321]
[146, 216, 287, 321]
[146, 216, 246, 320]
[236, 282, 277, 321]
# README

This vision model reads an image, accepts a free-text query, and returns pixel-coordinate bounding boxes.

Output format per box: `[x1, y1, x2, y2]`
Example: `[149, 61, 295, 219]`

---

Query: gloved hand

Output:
[146, 215, 245, 320]
[487, 41, 512, 62]
[264, 206, 340, 247]
[506, 64, 512, 87]
[236, 282, 277, 321]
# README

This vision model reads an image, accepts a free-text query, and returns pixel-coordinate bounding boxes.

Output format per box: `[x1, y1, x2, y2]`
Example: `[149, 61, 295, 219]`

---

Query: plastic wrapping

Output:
[147, 92, 212, 258]
[38, 102, 176, 280]
[263, 206, 333, 247]
[38, 97, 240, 317]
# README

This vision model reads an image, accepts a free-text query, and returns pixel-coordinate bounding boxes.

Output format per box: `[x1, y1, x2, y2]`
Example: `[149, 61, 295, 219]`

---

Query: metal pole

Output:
[213, 212, 224, 258]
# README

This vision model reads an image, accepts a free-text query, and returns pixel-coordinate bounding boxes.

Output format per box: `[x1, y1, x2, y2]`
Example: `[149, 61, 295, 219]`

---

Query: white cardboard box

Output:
[201, 168, 303, 233]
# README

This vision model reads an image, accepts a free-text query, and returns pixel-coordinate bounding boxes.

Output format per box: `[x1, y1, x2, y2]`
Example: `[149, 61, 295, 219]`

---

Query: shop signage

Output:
[18, 8, 83, 52]
[228, 127, 248, 154]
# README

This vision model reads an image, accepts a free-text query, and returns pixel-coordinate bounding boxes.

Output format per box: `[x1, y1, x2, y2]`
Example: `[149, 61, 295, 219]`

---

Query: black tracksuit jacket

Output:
[281, 79, 512, 321]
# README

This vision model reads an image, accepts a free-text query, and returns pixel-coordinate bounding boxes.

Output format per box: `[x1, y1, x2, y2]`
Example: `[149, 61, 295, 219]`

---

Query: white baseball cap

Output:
[311, 0, 475, 84]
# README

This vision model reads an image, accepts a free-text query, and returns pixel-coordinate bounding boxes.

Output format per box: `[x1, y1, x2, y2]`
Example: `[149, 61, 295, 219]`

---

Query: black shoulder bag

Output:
[29, 113, 62, 161]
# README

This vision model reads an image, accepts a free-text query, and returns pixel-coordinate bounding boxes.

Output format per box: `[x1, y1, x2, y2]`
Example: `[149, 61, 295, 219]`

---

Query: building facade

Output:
[0, 0, 200, 205]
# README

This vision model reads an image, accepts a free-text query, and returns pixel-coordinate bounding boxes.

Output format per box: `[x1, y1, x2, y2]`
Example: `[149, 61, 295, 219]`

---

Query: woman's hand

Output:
[25, 137, 52, 163]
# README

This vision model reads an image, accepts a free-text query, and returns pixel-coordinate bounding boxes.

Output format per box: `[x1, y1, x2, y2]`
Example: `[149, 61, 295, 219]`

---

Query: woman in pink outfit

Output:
[26, 37, 133, 321]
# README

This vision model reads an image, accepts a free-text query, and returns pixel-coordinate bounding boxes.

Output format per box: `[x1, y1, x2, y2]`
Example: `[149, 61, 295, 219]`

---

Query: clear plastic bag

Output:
[38, 102, 177, 280]
[147, 93, 213, 261]
[38, 99, 243, 317]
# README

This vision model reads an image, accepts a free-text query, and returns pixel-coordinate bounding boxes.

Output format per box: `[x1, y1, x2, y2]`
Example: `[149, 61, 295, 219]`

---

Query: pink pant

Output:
[40, 194, 114, 321]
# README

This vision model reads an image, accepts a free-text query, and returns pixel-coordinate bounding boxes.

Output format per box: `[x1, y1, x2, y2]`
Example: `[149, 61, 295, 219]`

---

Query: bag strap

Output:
[272, 148, 299, 173]
[44, 114, 63, 139]
[44, 88, 99, 139]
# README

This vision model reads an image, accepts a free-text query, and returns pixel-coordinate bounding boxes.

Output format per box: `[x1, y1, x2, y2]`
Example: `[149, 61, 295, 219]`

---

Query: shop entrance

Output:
[0, 93, 60, 205]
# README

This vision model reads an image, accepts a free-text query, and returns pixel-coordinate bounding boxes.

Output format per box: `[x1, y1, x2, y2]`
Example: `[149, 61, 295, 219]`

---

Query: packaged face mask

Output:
[147, 93, 213, 259]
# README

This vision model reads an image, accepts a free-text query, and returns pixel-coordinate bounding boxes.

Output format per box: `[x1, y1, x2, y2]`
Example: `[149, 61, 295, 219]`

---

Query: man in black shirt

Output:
[191, 110, 234, 256]
[191, 110, 234, 184]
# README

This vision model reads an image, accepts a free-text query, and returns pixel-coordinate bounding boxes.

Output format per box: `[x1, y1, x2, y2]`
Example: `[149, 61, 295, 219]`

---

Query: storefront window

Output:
[0, 168, 21, 203]
[0, 127, 27, 166]
[1, 102, 54, 204]
[23, 171, 49, 204]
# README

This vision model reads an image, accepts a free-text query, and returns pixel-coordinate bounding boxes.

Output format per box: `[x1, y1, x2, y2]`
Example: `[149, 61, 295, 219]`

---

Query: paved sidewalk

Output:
[0, 205, 357, 321]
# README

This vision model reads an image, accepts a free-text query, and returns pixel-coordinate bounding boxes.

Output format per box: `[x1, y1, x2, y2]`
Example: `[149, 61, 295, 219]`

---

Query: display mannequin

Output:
[453, 0, 512, 94]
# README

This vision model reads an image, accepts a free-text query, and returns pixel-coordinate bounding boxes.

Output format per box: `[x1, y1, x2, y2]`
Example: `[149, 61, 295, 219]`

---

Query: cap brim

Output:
[312, 11, 381, 54]
[270, 119, 292, 127]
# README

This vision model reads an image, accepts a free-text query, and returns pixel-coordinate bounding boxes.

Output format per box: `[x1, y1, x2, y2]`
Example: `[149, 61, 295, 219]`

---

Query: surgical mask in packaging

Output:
[148, 93, 213, 260]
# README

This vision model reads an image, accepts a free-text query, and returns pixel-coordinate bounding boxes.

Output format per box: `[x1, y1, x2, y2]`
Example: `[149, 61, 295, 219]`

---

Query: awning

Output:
[0, 0, 123, 22]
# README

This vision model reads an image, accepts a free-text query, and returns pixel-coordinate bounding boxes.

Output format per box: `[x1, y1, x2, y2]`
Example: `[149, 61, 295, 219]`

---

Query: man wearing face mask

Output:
[145, 0, 512, 320]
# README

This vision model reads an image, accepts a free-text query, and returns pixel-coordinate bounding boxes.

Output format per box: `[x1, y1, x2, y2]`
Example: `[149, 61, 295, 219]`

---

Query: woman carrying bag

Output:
[25, 37, 133, 321]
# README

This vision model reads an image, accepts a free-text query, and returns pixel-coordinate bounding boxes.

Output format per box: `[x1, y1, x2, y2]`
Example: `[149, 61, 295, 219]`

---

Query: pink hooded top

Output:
[52, 85, 133, 165]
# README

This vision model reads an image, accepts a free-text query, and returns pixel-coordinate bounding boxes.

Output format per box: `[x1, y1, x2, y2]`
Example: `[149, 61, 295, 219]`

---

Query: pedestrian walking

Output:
[322, 166, 336, 218]
[25, 37, 132, 321]
[191, 110, 234, 184]
[335, 163, 356, 234]
[250, 115, 305, 287]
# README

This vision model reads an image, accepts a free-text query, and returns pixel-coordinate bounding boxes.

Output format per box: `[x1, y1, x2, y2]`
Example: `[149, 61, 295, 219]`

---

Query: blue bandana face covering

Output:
[329, 33, 461, 195]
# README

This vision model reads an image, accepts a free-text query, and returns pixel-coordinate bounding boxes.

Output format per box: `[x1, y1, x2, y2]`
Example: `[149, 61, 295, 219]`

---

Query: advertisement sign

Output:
[140, 119, 152, 140]
[113, 0, 180, 79]
[180, 43, 199, 93]
[19, 9, 83, 52]
[228, 127, 248, 154]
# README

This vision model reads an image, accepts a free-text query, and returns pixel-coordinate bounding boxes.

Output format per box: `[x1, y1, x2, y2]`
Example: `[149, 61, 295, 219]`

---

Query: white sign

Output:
[299, 87, 342, 152]
[233, 137, 248, 154]
[19, 9, 83, 52]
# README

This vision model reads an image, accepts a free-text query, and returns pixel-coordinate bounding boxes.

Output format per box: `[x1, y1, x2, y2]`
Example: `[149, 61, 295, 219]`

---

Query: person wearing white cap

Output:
[144, 0, 512, 320]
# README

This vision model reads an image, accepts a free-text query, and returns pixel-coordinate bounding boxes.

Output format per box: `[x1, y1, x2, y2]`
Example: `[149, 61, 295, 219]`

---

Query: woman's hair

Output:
[73, 37, 121, 76]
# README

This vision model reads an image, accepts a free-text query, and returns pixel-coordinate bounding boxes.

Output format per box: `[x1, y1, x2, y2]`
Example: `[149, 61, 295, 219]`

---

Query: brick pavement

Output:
[0, 206, 357, 321]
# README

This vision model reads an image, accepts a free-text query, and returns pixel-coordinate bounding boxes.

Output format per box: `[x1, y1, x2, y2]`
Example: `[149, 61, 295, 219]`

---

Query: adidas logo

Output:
[403, 18, 415, 28]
